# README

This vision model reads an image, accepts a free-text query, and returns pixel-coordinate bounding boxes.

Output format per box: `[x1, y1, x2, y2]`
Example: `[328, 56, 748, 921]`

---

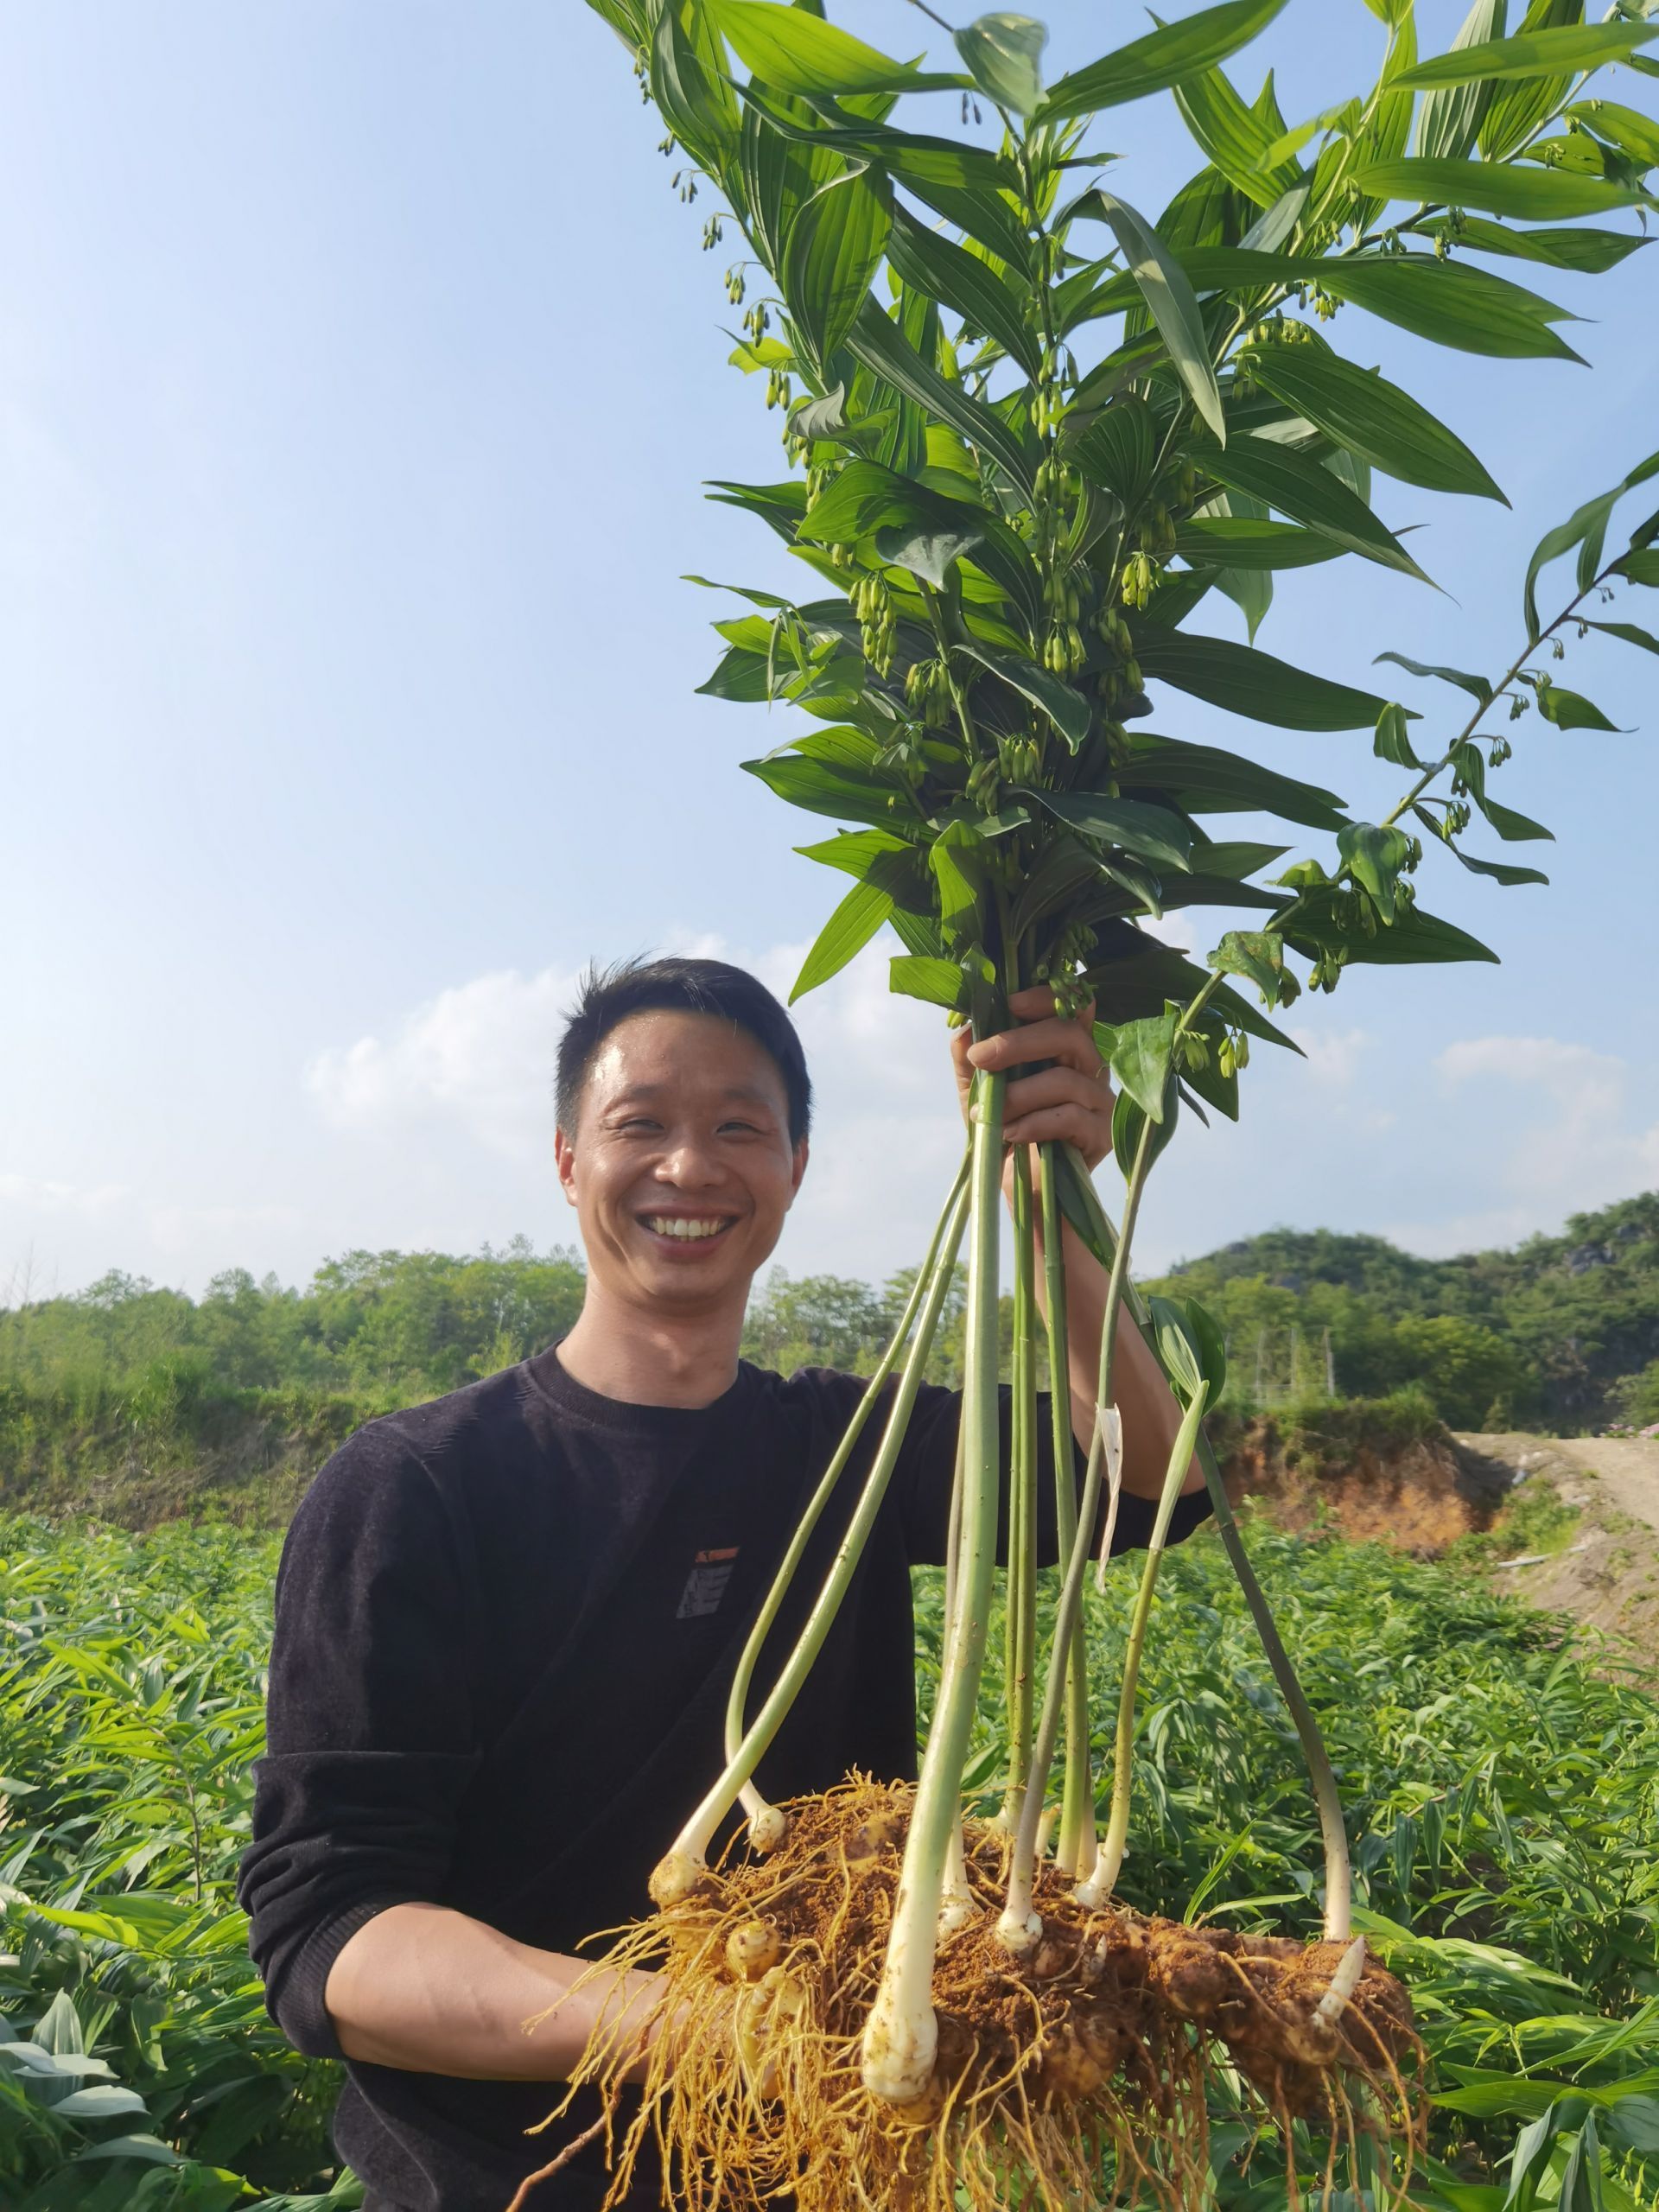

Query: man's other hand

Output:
[950, 987, 1116, 1174]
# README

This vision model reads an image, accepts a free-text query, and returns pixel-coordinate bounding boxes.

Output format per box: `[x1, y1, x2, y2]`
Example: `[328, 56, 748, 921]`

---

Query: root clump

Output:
[534, 1778, 1422, 2212]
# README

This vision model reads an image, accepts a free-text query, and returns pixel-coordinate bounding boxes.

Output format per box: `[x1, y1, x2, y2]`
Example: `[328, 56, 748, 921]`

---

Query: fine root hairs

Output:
[533, 1780, 1423, 2212]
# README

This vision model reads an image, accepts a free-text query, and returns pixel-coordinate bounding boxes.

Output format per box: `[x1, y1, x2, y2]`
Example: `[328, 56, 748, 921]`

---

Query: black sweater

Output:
[238, 1345, 1210, 2212]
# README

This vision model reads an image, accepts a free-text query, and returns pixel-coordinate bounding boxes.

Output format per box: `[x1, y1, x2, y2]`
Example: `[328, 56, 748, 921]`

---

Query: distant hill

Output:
[1151, 1191, 1659, 1430]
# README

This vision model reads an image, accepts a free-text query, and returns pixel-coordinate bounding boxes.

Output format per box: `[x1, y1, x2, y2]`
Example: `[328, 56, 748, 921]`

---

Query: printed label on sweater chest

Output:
[676, 1546, 740, 1620]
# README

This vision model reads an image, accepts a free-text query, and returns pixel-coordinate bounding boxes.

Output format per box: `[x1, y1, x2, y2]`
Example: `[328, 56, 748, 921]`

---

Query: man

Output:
[239, 956, 1209, 2212]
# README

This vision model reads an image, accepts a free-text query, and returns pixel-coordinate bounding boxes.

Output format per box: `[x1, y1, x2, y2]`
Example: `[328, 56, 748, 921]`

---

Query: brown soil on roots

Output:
[524, 1778, 1421, 2212]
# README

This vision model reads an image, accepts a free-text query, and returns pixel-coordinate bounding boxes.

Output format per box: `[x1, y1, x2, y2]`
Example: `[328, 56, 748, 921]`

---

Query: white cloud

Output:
[1380, 1033, 1659, 1255]
[1285, 1024, 1371, 1088]
[305, 963, 583, 1162]
[0, 1171, 126, 1217]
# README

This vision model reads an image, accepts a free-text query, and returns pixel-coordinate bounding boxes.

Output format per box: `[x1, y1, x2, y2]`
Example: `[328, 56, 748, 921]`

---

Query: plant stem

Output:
[652, 1173, 971, 1905]
[1081, 1380, 1210, 1904]
[1039, 1142, 1093, 1878]
[1057, 1142, 1354, 1942]
[1000, 1147, 1039, 1833]
[997, 1109, 1155, 1948]
[724, 1154, 970, 1806]
[861, 1069, 1005, 2104]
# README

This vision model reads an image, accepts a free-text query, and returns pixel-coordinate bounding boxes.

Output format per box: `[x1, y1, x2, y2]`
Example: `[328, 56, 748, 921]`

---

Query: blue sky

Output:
[2, 0, 1656, 1304]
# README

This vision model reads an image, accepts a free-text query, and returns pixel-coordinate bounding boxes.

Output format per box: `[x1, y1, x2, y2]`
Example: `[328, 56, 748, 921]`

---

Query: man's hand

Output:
[950, 986, 1115, 1174]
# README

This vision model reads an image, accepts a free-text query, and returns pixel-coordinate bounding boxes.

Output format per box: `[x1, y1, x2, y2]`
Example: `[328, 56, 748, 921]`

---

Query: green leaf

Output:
[1338, 820, 1414, 919]
[1533, 682, 1623, 730]
[849, 298, 1034, 494]
[1208, 928, 1291, 1002]
[1571, 99, 1659, 170]
[1112, 1082, 1181, 1173]
[1117, 732, 1350, 830]
[1131, 627, 1397, 729]
[650, 2, 741, 175]
[743, 751, 908, 828]
[740, 101, 840, 274]
[783, 168, 892, 378]
[1287, 903, 1500, 965]
[709, 0, 964, 94]
[1173, 516, 1342, 569]
[1585, 615, 1659, 653]
[789, 880, 894, 1001]
[1421, 216, 1649, 270]
[1479, 791, 1554, 841]
[1523, 447, 1659, 636]
[956, 640, 1091, 748]
[1198, 433, 1432, 580]
[955, 12, 1046, 113]
[793, 459, 932, 543]
[1173, 61, 1304, 207]
[1040, 0, 1292, 123]
[1447, 842, 1551, 886]
[1395, 21, 1659, 87]
[1618, 548, 1659, 586]
[1313, 251, 1582, 362]
[1241, 345, 1506, 502]
[1075, 191, 1226, 442]
[1374, 701, 1423, 767]
[1073, 397, 1160, 504]
[1412, 0, 1508, 163]
[1110, 1010, 1181, 1119]
[890, 953, 966, 1007]
[1350, 155, 1646, 218]
[795, 826, 912, 879]
[1375, 648, 1494, 705]
[886, 204, 1042, 377]
[1025, 791, 1196, 871]
[875, 521, 984, 586]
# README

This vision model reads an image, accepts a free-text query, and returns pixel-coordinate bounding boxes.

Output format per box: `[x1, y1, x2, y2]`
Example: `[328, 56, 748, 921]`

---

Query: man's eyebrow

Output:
[602, 1083, 779, 1109]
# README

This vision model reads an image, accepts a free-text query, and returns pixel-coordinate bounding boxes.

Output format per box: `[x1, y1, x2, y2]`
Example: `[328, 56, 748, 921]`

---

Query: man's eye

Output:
[720, 1120, 761, 1136]
[616, 1118, 661, 1134]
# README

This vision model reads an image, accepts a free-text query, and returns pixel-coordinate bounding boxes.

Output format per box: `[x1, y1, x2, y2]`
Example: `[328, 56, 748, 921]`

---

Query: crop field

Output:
[1, 1510, 1656, 2210]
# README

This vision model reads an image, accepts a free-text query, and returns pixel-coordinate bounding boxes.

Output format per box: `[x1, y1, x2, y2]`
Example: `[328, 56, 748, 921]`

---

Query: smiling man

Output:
[238, 956, 1208, 2212]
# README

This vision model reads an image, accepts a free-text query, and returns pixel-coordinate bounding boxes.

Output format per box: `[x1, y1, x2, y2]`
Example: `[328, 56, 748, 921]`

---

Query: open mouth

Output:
[640, 1214, 739, 1248]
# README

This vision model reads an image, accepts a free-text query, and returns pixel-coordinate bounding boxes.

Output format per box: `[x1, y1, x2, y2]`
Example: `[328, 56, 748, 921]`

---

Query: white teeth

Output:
[646, 1217, 728, 1241]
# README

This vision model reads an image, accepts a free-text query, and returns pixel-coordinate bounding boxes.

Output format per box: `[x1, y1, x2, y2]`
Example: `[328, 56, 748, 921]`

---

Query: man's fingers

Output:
[1002, 1065, 1109, 1123]
[1002, 1102, 1106, 1154]
[969, 1014, 1103, 1077]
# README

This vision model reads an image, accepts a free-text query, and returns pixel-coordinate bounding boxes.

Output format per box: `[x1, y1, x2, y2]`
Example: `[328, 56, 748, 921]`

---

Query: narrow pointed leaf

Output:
[849, 298, 1035, 493]
[1040, 0, 1293, 122]
[1073, 397, 1159, 503]
[1351, 155, 1645, 218]
[1376, 648, 1494, 705]
[1448, 844, 1551, 885]
[1078, 191, 1226, 442]
[782, 169, 892, 376]
[956, 640, 1091, 747]
[1479, 792, 1554, 842]
[1570, 100, 1659, 170]
[890, 953, 967, 1007]
[1421, 216, 1649, 270]
[1116, 733, 1349, 829]
[1173, 516, 1342, 568]
[1024, 791, 1196, 871]
[886, 203, 1042, 376]
[1132, 627, 1398, 728]
[1198, 434, 1433, 579]
[1394, 22, 1659, 87]
[709, 0, 967, 94]
[1374, 701, 1423, 767]
[1523, 448, 1659, 635]
[1242, 345, 1506, 501]
[790, 880, 894, 1000]
[1533, 683, 1623, 730]
[1173, 61, 1304, 206]
[1585, 616, 1659, 654]
[1413, 0, 1507, 162]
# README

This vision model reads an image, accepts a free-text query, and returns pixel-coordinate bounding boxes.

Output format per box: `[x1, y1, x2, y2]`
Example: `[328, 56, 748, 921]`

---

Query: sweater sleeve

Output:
[895, 1380, 1212, 1568]
[237, 1421, 482, 2059]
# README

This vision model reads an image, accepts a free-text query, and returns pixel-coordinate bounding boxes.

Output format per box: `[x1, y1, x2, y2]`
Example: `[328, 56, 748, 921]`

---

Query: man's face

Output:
[555, 1009, 808, 1318]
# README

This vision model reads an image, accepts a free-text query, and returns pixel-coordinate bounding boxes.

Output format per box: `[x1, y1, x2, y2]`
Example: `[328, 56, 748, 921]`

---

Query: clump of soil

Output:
[1224, 1421, 1507, 1554]
[528, 1778, 1421, 2212]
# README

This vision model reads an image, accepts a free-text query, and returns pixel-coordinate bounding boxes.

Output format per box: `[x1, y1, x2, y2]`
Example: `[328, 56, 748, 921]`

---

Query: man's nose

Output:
[658, 1135, 726, 1187]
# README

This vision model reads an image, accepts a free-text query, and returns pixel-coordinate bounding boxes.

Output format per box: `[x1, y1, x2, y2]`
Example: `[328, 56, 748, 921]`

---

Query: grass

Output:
[1, 1510, 1655, 2209]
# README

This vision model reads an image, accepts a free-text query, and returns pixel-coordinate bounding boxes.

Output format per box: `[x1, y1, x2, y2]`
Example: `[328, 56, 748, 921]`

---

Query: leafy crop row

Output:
[2, 1511, 1654, 2206]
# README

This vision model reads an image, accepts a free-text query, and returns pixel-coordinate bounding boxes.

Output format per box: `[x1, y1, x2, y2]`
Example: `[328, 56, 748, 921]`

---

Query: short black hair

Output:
[555, 957, 812, 1144]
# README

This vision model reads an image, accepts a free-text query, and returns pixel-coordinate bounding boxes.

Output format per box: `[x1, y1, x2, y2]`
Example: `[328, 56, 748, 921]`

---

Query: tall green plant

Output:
[584, 0, 1656, 2145]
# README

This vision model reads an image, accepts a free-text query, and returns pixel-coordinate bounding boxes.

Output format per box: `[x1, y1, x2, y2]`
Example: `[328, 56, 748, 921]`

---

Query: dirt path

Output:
[1456, 1429, 1659, 1665]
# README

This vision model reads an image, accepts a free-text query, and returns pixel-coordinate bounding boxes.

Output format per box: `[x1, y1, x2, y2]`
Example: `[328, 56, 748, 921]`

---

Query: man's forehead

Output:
[586, 1009, 788, 1102]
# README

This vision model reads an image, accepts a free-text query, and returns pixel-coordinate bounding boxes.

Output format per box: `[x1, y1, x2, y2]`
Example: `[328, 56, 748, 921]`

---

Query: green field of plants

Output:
[1, 1508, 1654, 2209]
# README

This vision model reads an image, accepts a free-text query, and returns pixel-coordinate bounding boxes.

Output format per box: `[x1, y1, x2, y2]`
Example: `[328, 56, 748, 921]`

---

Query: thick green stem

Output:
[999, 1147, 1039, 1832]
[997, 1114, 1155, 1950]
[1039, 1143, 1092, 1878]
[724, 1154, 970, 1837]
[861, 1071, 1005, 2104]
[1058, 1143, 1353, 1942]
[1080, 1381, 1211, 1906]
[652, 1173, 970, 1907]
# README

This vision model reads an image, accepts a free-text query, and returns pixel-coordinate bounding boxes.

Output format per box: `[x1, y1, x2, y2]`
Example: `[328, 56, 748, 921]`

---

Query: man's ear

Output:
[554, 1126, 580, 1209]
[787, 1135, 810, 1206]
